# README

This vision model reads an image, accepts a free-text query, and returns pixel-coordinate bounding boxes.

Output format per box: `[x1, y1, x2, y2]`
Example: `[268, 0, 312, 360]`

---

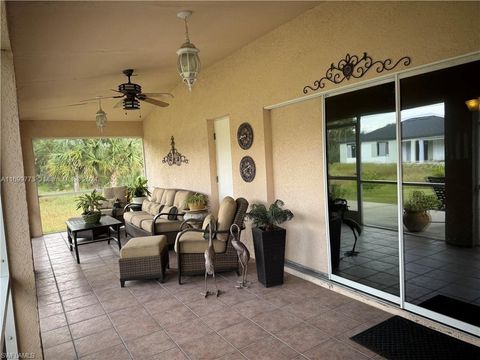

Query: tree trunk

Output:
[73, 174, 80, 192]
[110, 172, 118, 187]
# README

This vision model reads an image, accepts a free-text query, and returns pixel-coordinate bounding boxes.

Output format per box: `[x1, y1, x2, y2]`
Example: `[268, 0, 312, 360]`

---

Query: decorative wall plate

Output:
[237, 122, 254, 150]
[240, 156, 256, 183]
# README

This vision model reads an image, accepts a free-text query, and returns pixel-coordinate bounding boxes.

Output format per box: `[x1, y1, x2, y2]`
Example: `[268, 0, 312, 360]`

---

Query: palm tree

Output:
[39, 138, 144, 192]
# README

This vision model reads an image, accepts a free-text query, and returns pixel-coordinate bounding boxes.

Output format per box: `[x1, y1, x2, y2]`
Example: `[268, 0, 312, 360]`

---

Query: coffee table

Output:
[66, 215, 123, 264]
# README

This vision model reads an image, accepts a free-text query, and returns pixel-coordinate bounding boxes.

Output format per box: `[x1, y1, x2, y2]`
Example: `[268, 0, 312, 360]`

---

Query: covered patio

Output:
[1, 1, 480, 359]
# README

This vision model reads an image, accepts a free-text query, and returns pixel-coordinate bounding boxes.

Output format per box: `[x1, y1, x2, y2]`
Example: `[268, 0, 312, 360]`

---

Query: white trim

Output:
[321, 95, 333, 278]
[0, 192, 18, 354]
[264, 51, 480, 110]
[404, 302, 480, 337]
[5, 289, 18, 354]
[395, 74, 406, 309]
[331, 274, 401, 304]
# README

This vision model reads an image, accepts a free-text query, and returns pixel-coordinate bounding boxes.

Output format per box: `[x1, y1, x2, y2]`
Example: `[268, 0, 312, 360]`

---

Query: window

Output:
[377, 141, 389, 156]
[346, 143, 356, 158]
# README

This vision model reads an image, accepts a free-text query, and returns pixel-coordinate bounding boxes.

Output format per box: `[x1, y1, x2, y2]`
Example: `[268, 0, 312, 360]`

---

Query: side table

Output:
[184, 208, 209, 223]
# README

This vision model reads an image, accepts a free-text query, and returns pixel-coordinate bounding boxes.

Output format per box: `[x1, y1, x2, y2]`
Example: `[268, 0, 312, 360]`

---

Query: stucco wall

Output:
[20, 120, 143, 237]
[1, 3, 43, 355]
[142, 1, 479, 272]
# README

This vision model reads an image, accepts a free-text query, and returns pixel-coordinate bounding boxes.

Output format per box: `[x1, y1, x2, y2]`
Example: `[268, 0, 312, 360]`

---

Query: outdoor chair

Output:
[174, 196, 249, 284]
[427, 176, 446, 211]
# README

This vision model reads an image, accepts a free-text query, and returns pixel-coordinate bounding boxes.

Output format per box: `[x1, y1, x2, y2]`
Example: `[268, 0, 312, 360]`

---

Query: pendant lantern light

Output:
[176, 10, 200, 91]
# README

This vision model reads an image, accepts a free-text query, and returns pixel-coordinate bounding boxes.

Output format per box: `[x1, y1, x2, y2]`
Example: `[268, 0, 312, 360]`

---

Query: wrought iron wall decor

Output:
[303, 52, 411, 94]
[240, 156, 256, 183]
[237, 122, 254, 150]
[162, 136, 189, 166]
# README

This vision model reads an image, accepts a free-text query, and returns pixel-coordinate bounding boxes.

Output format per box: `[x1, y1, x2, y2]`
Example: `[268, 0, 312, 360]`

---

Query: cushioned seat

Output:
[120, 235, 166, 258]
[123, 210, 149, 223]
[141, 218, 183, 234]
[119, 235, 169, 287]
[175, 231, 227, 253]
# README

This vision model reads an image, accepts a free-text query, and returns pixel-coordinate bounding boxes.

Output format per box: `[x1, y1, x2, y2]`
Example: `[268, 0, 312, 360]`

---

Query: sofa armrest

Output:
[124, 203, 142, 212]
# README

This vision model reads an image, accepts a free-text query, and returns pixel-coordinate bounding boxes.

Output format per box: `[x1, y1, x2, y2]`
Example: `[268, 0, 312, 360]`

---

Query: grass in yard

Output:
[39, 194, 79, 234]
[329, 162, 442, 205]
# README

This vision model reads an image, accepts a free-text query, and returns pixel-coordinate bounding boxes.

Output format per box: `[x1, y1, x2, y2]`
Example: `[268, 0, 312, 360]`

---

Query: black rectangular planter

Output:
[252, 226, 286, 287]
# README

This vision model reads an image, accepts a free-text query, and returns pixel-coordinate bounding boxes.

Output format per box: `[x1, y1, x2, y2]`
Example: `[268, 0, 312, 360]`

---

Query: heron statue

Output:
[230, 224, 250, 288]
[202, 218, 220, 297]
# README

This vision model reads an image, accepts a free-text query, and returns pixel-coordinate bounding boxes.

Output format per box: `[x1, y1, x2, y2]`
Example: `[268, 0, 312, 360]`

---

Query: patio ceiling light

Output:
[465, 97, 480, 112]
[176, 10, 200, 91]
[96, 98, 107, 131]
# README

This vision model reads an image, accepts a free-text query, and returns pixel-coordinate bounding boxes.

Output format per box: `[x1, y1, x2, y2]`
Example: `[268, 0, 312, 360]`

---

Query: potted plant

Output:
[75, 190, 107, 224]
[127, 176, 151, 204]
[246, 199, 294, 287]
[403, 190, 440, 232]
[187, 193, 208, 211]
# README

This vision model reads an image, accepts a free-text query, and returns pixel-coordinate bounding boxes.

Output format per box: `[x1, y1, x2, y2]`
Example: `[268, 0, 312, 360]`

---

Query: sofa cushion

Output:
[161, 189, 176, 206]
[173, 190, 193, 210]
[151, 188, 165, 203]
[98, 198, 115, 210]
[175, 232, 227, 253]
[120, 235, 167, 259]
[148, 203, 162, 216]
[141, 200, 153, 213]
[124, 210, 149, 223]
[217, 196, 237, 241]
[131, 214, 153, 228]
[141, 218, 183, 234]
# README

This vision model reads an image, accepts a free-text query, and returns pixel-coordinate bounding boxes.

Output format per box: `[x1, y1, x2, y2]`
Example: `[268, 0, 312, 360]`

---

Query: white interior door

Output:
[214, 117, 234, 201]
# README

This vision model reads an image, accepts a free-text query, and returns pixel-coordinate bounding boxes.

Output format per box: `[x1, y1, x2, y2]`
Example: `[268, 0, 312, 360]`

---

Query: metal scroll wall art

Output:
[303, 52, 411, 94]
[162, 136, 189, 166]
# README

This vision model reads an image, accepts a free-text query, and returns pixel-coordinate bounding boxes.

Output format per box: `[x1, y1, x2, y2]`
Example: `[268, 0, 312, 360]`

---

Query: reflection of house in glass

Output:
[339, 116, 444, 163]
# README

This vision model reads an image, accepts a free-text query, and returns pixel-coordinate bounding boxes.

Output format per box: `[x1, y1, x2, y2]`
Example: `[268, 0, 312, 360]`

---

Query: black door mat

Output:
[351, 316, 480, 360]
[420, 295, 480, 327]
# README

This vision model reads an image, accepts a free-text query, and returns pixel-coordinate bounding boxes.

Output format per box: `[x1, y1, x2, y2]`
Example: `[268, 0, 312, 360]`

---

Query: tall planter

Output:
[252, 226, 286, 288]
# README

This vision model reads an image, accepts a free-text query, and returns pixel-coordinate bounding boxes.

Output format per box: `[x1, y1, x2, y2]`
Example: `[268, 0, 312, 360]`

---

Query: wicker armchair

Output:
[175, 197, 249, 284]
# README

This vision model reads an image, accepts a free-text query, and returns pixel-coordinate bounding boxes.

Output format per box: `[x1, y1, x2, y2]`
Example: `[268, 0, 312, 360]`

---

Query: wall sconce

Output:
[465, 98, 480, 112]
[162, 136, 189, 166]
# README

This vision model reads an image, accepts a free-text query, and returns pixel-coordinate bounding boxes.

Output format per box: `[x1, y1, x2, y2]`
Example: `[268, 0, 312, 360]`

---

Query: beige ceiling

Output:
[6, 1, 317, 122]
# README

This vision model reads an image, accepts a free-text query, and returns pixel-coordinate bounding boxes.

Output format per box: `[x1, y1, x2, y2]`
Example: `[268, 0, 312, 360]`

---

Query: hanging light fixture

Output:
[465, 97, 480, 112]
[176, 10, 200, 91]
[95, 98, 107, 131]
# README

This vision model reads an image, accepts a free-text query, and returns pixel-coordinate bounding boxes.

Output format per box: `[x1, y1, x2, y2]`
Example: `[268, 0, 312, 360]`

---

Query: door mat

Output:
[351, 315, 480, 360]
[420, 294, 480, 327]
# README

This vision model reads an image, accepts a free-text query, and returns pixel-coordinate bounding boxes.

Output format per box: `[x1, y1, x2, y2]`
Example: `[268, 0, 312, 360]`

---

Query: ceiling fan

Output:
[111, 69, 171, 110]
[76, 69, 172, 110]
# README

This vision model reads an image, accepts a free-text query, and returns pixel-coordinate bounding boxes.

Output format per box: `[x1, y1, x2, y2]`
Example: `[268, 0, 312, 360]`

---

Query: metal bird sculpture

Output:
[230, 224, 250, 288]
[202, 219, 220, 297]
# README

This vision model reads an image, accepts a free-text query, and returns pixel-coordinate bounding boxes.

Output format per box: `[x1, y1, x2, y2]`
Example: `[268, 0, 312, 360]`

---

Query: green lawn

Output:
[39, 194, 79, 234]
[329, 163, 442, 204]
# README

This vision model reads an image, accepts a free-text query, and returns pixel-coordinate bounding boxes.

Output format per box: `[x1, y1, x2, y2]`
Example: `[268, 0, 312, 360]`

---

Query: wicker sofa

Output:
[124, 188, 193, 245]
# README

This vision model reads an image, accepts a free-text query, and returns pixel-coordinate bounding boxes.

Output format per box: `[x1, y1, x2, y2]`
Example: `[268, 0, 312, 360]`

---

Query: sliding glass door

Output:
[325, 57, 480, 334]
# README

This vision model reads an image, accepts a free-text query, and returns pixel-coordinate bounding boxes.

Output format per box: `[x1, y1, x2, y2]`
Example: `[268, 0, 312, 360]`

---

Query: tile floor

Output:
[335, 225, 480, 305]
[33, 231, 391, 360]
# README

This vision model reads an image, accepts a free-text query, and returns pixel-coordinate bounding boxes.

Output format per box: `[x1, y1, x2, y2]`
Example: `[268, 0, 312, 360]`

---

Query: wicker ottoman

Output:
[119, 235, 169, 287]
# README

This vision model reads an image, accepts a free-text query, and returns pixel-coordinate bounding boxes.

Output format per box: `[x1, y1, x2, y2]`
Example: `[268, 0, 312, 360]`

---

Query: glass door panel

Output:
[401, 60, 480, 328]
[326, 82, 399, 297]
